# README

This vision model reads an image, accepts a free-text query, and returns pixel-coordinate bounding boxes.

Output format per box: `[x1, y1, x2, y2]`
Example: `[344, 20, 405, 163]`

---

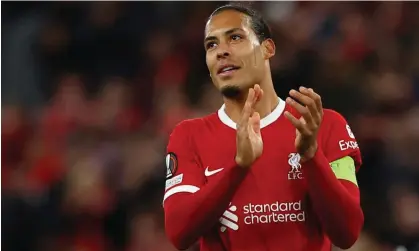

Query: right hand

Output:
[235, 84, 264, 168]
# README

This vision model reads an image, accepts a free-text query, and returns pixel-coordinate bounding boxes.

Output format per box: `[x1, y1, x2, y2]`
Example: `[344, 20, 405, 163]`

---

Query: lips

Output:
[217, 64, 240, 75]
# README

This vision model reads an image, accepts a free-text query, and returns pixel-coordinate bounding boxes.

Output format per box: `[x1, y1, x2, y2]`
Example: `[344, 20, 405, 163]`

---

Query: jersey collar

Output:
[217, 97, 286, 130]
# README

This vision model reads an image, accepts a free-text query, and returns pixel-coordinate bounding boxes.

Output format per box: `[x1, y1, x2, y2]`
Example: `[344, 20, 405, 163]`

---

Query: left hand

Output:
[284, 87, 323, 162]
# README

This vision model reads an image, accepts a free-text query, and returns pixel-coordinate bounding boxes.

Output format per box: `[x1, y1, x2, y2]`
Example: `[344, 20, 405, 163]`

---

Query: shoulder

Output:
[322, 109, 348, 125]
[169, 113, 219, 139]
[319, 108, 362, 168]
[167, 113, 219, 153]
[320, 109, 356, 140]
[320, 108, 355, 142]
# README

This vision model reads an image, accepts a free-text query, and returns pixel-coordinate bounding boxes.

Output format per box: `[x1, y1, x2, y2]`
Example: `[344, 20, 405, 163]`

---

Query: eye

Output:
[205, 42, 217, 50]
[231, 34, 242, 41]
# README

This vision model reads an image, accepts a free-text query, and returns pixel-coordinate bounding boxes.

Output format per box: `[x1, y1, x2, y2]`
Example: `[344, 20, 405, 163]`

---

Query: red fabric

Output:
[302, 149, 364, 249]
[163, 121, 248, 250]
[295, 108, 364, 249]
[163, 105, 364, 251]
[164, 161, 247, 250]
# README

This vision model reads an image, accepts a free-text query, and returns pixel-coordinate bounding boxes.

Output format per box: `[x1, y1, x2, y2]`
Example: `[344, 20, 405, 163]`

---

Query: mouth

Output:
[217, 65, 241, 76]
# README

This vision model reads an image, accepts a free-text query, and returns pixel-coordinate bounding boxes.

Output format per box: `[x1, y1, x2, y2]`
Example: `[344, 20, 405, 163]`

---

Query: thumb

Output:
[250, 112, 261, 134]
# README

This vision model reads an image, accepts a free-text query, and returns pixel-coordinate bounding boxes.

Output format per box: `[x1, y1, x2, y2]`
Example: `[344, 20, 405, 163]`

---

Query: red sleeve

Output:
[163, 122, 206, 199]
[163, 120, 248, 250]
[302, 110, 364, 249]
[321, 109, 362, 171]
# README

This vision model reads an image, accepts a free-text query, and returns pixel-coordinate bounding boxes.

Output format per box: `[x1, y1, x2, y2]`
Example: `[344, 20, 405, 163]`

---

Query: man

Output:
[163, 4, 363, 251]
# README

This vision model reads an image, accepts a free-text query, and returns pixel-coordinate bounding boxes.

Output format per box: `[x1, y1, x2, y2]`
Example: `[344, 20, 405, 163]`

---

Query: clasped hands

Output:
[235, 85, 323, 168]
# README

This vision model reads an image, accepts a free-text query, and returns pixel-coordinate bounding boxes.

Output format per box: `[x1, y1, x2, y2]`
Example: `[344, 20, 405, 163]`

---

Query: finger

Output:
[256, 88, 264, 103]
[299, 87, 323, 123]
[252, 90, 259, 106]
[300, 87, 322, 112]
[254, 84, 262, 103]
[254, 84, 261, 96]
[286, 96, 314, 126]
[238, 88, 255, 128]
[289, 89, 318, 118]
[284, 111, 308, 133]
[290, 88, 320, 124]
[249, 112, 261, 134]
[245, 88, 256, 112]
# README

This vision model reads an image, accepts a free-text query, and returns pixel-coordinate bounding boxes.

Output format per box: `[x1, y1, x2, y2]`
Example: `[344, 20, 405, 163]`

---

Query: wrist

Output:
[235, 155, 250, 169]
[301, 146, 324, 167]
[300, 142, 318, 163]
[300, 148, 328, 178]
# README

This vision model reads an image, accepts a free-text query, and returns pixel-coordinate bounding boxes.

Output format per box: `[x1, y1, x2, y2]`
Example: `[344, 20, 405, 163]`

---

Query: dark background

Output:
[2, 2, 419, 251]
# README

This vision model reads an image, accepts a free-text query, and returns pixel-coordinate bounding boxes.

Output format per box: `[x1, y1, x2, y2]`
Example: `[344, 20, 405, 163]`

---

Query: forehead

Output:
[205, 10, 252, 37]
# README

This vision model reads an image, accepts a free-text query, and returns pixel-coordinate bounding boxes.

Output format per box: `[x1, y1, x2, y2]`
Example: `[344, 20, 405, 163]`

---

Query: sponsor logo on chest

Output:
[219, 200, 306, 232]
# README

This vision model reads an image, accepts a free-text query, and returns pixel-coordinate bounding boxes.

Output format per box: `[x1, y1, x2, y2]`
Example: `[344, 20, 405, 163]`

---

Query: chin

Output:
[216, 77, 254, 99]
[220, 84, 242, 99]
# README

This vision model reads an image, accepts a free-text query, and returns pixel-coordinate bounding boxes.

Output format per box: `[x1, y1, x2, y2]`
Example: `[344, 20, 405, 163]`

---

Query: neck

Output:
[223, 81, 279, 124]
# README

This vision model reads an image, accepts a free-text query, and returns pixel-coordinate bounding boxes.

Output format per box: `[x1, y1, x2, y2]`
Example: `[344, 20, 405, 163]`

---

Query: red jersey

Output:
[163, 98, 362, 251]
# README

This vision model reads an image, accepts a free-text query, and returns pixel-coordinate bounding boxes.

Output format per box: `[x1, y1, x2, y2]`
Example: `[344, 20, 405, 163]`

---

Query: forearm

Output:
[302, 149, 364, 249]
[164, 160, 248, 250]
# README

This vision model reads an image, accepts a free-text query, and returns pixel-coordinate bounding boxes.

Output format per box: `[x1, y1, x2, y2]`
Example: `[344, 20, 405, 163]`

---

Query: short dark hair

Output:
[208, 3, 272, 43]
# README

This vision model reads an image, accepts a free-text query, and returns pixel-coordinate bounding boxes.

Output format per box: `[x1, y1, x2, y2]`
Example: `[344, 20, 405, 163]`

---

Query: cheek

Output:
[206, 55, 215, 73]
[242, 52, 260, 71]
[205, 56, 210, 69]
[239, 46, 259, 66]
[248, 50, 265, 70]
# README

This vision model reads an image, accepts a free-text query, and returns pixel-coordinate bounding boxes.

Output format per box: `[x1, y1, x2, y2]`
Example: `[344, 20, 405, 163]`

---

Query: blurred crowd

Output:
[2, 2, 419, 251]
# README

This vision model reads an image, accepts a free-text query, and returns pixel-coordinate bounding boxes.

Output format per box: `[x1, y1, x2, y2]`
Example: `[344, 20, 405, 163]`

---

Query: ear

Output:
[262, 39, 275, 59]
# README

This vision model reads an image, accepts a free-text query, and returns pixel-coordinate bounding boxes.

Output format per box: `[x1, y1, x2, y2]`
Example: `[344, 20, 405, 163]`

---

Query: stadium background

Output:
[2, 2, 419, 251]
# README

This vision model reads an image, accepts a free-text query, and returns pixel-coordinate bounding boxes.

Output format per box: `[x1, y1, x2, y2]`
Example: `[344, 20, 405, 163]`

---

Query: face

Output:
[204, 10, 273, 98]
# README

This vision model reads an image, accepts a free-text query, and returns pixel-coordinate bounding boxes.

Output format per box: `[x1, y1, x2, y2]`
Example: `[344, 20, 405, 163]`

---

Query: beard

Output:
[220, 85, 243, 99]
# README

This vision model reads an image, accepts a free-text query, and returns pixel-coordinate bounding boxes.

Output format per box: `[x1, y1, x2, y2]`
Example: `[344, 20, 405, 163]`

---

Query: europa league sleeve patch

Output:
[165, 152, 178, 179]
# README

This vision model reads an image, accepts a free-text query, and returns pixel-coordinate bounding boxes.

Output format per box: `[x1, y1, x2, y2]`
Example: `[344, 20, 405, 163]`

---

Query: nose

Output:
[216, 45, 230, 60]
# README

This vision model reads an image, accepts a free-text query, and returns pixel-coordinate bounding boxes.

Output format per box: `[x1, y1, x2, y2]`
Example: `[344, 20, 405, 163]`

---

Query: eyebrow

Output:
[204, 28, 244, 44]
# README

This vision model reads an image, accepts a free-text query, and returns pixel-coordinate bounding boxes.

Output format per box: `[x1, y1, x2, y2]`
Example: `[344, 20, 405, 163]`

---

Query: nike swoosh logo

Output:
[205, 167, 224, 177]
